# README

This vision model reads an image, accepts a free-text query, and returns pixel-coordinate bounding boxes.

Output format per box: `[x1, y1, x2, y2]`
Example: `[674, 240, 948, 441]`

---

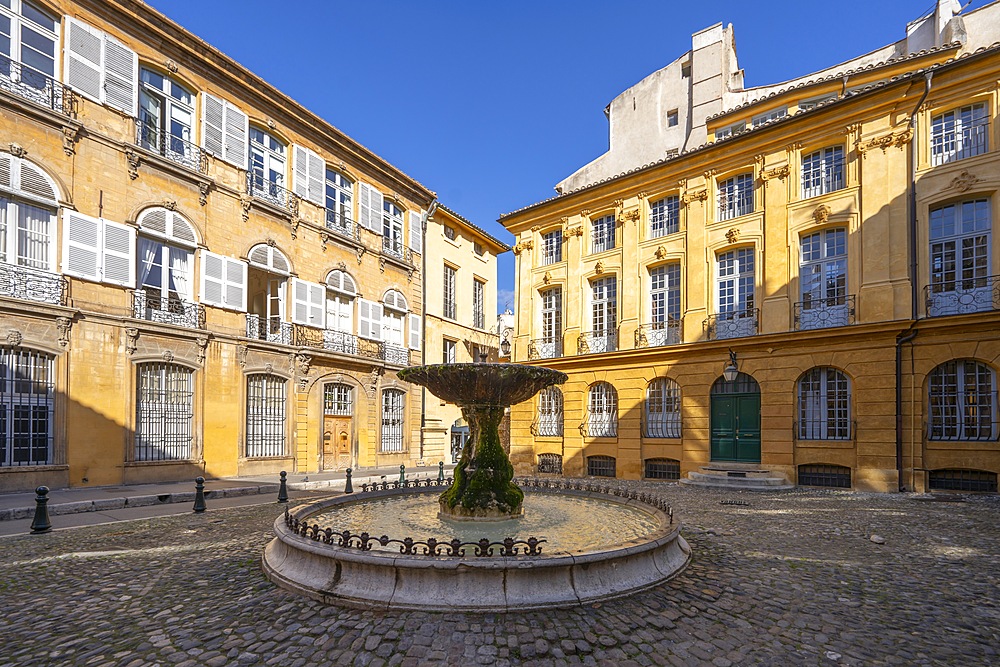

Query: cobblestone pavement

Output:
[1, 484, 998, 667]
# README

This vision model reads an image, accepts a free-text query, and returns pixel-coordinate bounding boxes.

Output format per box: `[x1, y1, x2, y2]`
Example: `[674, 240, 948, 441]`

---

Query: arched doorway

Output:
[710, 372, 761, 463]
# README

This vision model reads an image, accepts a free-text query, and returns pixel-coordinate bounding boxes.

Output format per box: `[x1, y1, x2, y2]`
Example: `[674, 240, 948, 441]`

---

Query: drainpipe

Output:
[418, 199, 438, 462]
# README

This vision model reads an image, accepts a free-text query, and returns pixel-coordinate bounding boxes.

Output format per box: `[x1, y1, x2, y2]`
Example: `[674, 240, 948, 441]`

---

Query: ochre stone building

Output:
[503, 1, 1000, 492]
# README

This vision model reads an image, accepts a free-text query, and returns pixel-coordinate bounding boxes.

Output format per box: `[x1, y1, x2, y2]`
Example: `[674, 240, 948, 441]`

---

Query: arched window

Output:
[248, 126, 288, 206]
[246, 243, 291, 343]
[323, 269, 357, 353]
[928, 360, 997, 441]
[134, 362, 194, 461]
[0, 346, 54, 466]
[381, 388, 405, 453]
[381, 289, 409, 362]
[644, 378, 681, 438]
[0, 154, 59, 304]
[246, 374, 286, 457]
[135, 207, 199, 326]
[587, 382, 617, 437]
[534, 386, 563, 437]
[797, 367, 851, 440]
[138, 68, 197, 169]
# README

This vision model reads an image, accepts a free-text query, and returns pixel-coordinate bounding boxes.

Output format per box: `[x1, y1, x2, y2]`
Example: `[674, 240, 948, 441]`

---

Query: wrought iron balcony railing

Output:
[924, 275, 1000, 318]
[528, 336, 563, 360]
[246, 314, 293, 345]
[704, 308, 758, 340]
[246, 171, 299, 215]
[134, 120, 208, 173]
[380, 342, 410, 366]
[635, 319, 682, 348]
[132, 290, 205, 329]
[325, 210, 360, 242]
[381, 236, 414, 264]
[0, 56, 73, 115]
[794, 294, 856, 330]
[0, 262, 67, 306]
[577, 328, 618, 354]
[296, 325, 360, 356]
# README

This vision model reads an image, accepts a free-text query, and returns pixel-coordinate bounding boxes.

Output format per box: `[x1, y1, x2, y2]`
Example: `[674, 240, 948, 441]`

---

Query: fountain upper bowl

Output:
[398, 363, 567, 407]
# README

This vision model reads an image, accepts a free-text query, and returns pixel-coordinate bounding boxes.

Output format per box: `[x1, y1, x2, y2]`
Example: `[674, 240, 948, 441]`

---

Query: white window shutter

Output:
[200, 250, 225, 307]
[103, 34, 137, 115]
[358, 298, 383, 340]
[408, 313, 421, 350]
[62, 210, 101, 281]
[292, 145, 310, 201]
[223, 101, 248, 167]
[291, 277, 318, 326]
[101, 220, 135, 287]
[65, 18, 103, 102]
[358, 183, 372, 231]
[225, 257, 247, 311]
[202, 93, 225, 158]
[307, 151, 325, 206]
[307, 281, 326, 328]
[408, 211, 422, 254]
[369, 189, 384, 232]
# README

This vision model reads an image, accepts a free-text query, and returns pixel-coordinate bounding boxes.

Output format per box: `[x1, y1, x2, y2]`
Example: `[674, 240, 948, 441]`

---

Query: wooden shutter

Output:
[292, 145, 325, 207]
[358, 298, 383, 340]
[223, 101, 248, 167]
[64, 18, 103, 102]
[202, 94, 225, 158]
[200, 250, 226, 307]
[101, 220, 135, 287]
[358, 183, 383, 232]
[291, 278, 326, 328]
[224, 256, 247, 311]
[62, 210, 101, 281]
[103, 34, 137, 114]
[408, 313, 421, 350]
[409, 211, 422, 254]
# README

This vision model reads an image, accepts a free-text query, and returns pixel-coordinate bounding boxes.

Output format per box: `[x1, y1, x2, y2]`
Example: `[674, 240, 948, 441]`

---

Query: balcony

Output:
[246, 314, 293, 345]
[135, 120, 207, 173]
[0, 263, 67, 306]
[705, 309, 758, 340]
[794, 295, 856, 330]
[325, 210, 360, 242]
[294, 325, 410, 365]
[381, 236, 414, 264]
[132, 290, 205, 329]
[635, 319, 682, 347]
[578, 328, 618, 354]
[380, 342, 410, 366]
[246, 172, 298, 215]
[925, 276, 1000, 318]
[528, 336, 563, 360]
[0, 57, 73, 115]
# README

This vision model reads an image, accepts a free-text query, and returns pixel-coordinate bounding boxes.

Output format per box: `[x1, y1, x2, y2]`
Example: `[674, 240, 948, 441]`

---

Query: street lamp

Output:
[500, 329, 511, 358]
[722, 349, 739, 383]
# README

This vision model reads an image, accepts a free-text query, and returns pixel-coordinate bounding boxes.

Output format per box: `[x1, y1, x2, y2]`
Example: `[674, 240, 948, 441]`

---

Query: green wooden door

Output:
[710, 375, 761, 463]
[734, 394, 761, 462]
[710, 395, 737, 460]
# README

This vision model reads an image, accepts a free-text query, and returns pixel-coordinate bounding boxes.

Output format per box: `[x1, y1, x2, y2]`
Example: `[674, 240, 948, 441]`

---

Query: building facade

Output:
[503, 0, 1000, 493]
[0, 0, 436, 491]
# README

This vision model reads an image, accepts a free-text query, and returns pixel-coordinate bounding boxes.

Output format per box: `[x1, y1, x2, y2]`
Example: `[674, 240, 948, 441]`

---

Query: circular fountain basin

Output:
[262, 484, 690, 611]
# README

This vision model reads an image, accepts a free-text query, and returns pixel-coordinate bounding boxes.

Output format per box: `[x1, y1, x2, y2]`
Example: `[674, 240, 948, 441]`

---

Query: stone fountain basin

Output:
[262, 486, 690, 612]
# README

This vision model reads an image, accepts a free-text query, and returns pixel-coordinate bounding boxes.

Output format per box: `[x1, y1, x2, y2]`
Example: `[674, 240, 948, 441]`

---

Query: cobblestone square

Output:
[1, 484, 997, 666]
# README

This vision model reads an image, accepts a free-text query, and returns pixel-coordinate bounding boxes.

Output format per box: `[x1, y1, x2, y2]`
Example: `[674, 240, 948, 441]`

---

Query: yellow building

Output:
[0, 0, 438, 491]
[503, 1, 1000, 493]
[420, 205, 509, 464]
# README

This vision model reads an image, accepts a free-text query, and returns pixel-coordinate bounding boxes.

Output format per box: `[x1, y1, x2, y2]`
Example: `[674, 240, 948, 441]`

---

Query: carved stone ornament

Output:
[161, 199, 177, 211]
[637, 192, 648, 201]
[580, 209, 591, 217]
[566, 226, 584, 237]
[164, 59, 179, 73]
[195, 336, 209, 364]
[198, 181, 210, 206]
[379, 257, 386, 274]
[356, 246, 366, 264]
[290, 219, 299, 240]
[530, 225, 541, 232]
[56, 317, 72, 348]
[62, 126, 80, 156]
[294, 352, 312, 376]
[125, 328, 139, 355]
[264, 362, 274, 375]
[266, 119, 276, 130]
[8, 143, 27, 158]
[265, 237, 277, 248]
[366, 366, 383, 398]
[620, 208, 640, 223]
[813, 204, 832, 224]
[319, 232, 330, 251]
[703, 169, 717, 180]
[125, 147, 140, 180]
[759, 164, 790, 184]
[655, 245, 668, 259]
[6, 330, 22, 346]
[337, 261, 348, 271]
[240, 196, 252, 222]
[681, 189, 708, 206]
[725, 228, 741, 244]
[162, 350, 175, 362]
[613, 198, 624, 210]
[237, 343, 249, 368]
[542, 271, 552, 285]
[949, 170, 980, 193]
[595, 261, 605, 275]
[856, 128, 912, 158]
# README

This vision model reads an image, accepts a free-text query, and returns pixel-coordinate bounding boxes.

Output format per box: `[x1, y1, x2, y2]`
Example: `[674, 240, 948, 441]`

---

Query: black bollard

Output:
[344, 468, 354, 494]
[438, 461, 445, 483]
[29, 486, 52, 534]
[399, 464, 406, 484]
[277, 471, 288, 503]
[193, 476, 207, 513]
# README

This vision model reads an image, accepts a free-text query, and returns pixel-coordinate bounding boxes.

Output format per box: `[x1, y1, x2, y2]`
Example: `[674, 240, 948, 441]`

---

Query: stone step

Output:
[680, 471, 795, 491]
[697, 466, 776, 479]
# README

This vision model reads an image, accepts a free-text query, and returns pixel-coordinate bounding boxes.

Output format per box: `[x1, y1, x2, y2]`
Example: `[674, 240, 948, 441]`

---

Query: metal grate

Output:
[0, 347, 54, 466]
[930, 103, 989, 166]
[928, 360, 998, 441]
[587, 455, 616, 478]
[797, 367, 851, 440]
[928, 469, 997, 493]
[381, 388, 405, 453]
[324, 383, 353, 416]
[586, 383, 618, 437]
[644, 378, 682, 438]
[134, 363, 194, 461]
[537, 453, 562, 474]
[645, 458, 680, 480]
[246, 374, 286, 457]
[797, 464, 852, 488]
[533, 386, 563, 436]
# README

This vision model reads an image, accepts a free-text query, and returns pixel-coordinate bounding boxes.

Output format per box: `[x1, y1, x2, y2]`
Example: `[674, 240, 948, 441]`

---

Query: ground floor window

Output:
[928, 360, 997, 441]
[586, 455, 616, 477]
[0, 347, 54, 466]
[928, 469, 997, 492]
[644, 378, 681, 438]
[587, 383, 618, 437]
[135, 363, 194, 461]
[537, 453, 562, 474]
[381, 388, 405, 453]
[324, 383, 353, 416]
[644, 458, 680, 480]
[246, 374, 286, 457]
[797, 464, 851, 488]
[534, 386, 563, 436]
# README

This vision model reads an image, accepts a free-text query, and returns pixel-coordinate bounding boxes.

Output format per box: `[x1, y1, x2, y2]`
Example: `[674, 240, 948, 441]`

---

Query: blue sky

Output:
[147, 0, 985, 313]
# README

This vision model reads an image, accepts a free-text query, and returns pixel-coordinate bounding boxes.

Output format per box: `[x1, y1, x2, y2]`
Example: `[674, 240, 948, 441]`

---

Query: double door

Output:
[710, 393, 761, 463]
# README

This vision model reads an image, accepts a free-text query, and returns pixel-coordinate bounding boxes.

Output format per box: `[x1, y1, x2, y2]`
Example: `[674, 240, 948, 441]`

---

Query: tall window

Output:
[0, 195, 53, 271]
[0, 155, 59, 305]
[542, 230, 562, 264]
[381, 388, 405, 452]
[650, 196, 679, 238]
[136, 208, 197, 317]
[715, 247, 756, 338]
[928, 360, 997, 441]
[650, 263, 681, 345]
[138, 68, 196, 168]
[718, 173, 754, 221]
[588, 276, 617, 352]
[931, 103, 988, 166]
[0, 346, 53, 466]
[382, 201, 405, 257]
[325, 169, 353, 233]
[248, 127, 287, 206]
[246, 374, 286, 457]
[442, 338, 456, 364]
[381, 290, 408, 355]
[535, 386, 563, 436]
[324, 383, 353, 416]
[473, 279, 485, 329]
[325, 270, 357, 354]
[538, 286, 562, 358]
[587, 382, 618, 437]
[134, 363, 194, 461]
[799, 228, 848, 329]
[797, 367, 851, 440]
[0, 0, 58, 101]
[928, 199, 991, 316]
[443, 264, 457, 319]
[645, 378, 681, 438]
[801, 146, 844, 199]
[592, 215, 616, 253]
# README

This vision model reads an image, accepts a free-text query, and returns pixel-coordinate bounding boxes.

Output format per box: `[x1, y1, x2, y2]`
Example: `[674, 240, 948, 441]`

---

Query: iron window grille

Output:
[245, 374, 286, 457]
[644, 458, 680, 480]
[443, 265, 457, 320]
[650, 196, 680, 238]
[928, 199, 992, 317]
[541, 230, 563, 265]
[0, 346, 53, 466]
[717, 173, 754, 220]
[134, 362, 194, 461]
[537, 453, 563, 474]
[644, 378, 682, 438]
[381, 389, 405, 453]
[635, 318, 682, 348]
[797, 367, 851, 440]
[586, 383, 618, 437]
[931, 103, 988, 166]
[591, 215, 616, 254]
[801, 146, 844, 199]
[586, 455, 616, 478]
[797, 464, 852, 488]
[928, 469, 997, 492]
[246, 314, 293, 345]
[324, 383, 353, 416]
[533, 386, 563, 437]
[473, 279, 485, 329]
[928, 360, 998, 441]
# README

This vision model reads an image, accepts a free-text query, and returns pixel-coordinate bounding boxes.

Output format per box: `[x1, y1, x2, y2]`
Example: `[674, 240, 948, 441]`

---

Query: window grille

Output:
[928, 199, 991, 317]
[537, 286, 563, 359]
[711, 372, 760, 395]
[591, 215, 616, 253]
[443, 264, 456, 319]
[797, 368, 851, 440]
[381, 389, 405, 452]
[644, 378, 681, 438]
[0, 346, 54, 466]
[537, 453, 563, 474]
[801, 146, 844, 198]
[134, 363, 194, 461]
[798, 464, 851, 488]
[928, 360, 997, 441]
[650, 196, 679, 238]
[716, 247, 755, 339]
[587, 455, 616, 478]
[473, 279, 485, 329]
[535, 387, 563, 436]
[324, 383, 353, 416]
[542, 231, 562, 265]
[587, 383, 617, 437]
[931, 103, 988, 166]
[645, 458, 680, 480]
[717, 173, 754, 221]
[246, 374, 286, 457]
[928, 469, 997, 492]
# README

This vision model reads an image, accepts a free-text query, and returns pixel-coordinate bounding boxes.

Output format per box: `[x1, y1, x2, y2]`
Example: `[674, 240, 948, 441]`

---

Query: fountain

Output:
[262, 362, 691, 611]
